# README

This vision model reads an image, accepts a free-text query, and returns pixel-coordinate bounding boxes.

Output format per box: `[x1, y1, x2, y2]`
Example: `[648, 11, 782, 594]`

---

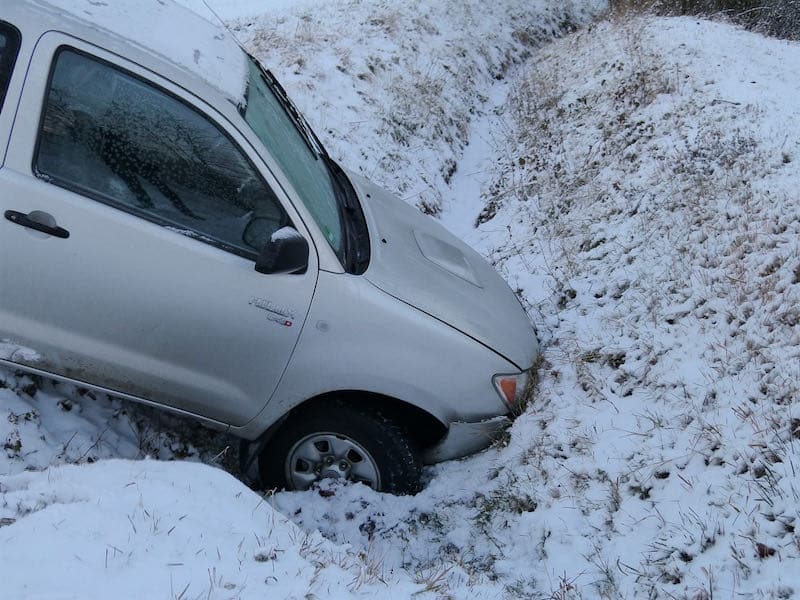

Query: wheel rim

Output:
[285, 432, 381, 491]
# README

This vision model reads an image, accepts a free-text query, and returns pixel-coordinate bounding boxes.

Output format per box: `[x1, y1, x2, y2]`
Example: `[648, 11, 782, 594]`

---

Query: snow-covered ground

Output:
[4, 1, 800, 598]
[1, 460, 427, 598]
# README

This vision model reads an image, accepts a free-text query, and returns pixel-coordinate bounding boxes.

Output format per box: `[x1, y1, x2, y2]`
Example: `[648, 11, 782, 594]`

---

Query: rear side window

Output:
[35, 48, 289, 258]
[0, 21, 21, 114]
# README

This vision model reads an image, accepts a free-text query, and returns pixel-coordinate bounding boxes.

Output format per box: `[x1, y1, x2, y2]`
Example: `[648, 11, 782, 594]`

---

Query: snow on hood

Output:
[36, 0, 248, 101]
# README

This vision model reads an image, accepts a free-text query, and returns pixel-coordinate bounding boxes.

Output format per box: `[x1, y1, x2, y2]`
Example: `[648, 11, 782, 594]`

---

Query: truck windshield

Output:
[240, 58, 344, 261]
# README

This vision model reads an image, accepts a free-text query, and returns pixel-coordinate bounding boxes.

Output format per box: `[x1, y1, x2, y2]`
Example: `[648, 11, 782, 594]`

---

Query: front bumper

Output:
[422, 415, 511, 464]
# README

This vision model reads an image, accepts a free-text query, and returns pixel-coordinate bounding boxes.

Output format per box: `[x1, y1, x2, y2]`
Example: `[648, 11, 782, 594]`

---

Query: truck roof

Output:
[20, 0, 248, 102]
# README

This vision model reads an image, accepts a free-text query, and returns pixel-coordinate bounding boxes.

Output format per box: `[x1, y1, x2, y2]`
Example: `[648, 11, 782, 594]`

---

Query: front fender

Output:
[233, 271, 516, 439]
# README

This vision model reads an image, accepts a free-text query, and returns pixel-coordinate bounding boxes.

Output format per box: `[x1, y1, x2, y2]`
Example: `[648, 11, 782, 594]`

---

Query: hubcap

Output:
[286, 432, 381, 491]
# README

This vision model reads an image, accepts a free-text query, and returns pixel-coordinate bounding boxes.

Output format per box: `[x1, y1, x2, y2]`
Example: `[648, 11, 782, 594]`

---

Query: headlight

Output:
[492, 371, 530, 410]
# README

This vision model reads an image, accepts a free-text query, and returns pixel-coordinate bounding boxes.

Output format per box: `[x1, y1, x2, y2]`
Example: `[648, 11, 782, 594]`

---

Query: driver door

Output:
[0, 34, 317, 426]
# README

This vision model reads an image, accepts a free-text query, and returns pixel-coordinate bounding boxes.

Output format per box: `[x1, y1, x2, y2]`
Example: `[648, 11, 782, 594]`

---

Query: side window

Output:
[35, 49, 288, 257]
[0, 22, 21, 114]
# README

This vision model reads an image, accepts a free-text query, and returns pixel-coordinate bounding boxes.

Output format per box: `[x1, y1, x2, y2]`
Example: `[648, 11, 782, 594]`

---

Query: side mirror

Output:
[254, 226, 309, 275]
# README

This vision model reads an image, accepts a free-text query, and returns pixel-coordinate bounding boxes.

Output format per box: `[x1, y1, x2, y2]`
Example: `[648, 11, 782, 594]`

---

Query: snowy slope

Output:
[223, 0, 605, 214]
[442, 16, 800, 598]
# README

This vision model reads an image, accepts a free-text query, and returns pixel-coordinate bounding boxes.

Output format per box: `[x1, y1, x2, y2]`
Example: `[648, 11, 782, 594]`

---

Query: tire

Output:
[258, 401, 422, 495]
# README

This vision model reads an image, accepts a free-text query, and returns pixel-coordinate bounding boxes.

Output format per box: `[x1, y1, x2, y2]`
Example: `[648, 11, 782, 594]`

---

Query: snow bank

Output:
[0, 460, 421, 598]
[1, 378, 139, 476]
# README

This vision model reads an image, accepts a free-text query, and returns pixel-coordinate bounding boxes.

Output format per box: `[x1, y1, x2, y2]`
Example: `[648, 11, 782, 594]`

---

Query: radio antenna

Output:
[198, 0, 250, 54]
[199, 0, 226, 31]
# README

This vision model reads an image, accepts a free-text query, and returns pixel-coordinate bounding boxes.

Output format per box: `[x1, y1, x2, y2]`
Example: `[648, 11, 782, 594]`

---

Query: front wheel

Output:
[258, 402, 423, 495]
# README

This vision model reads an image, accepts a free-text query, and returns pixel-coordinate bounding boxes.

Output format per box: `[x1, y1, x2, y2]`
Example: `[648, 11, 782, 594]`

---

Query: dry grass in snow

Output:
[474, 15, 800, 598]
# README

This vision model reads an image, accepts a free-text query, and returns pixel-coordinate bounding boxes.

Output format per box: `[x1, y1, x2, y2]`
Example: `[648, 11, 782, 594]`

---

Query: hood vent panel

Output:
[414, 230, 482, 288]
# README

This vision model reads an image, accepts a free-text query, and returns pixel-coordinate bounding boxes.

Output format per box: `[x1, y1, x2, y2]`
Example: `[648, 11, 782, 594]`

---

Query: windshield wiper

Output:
[321, 156, 356, 270]
[323, 156, 370, 273]
[322, 155, 357, 210]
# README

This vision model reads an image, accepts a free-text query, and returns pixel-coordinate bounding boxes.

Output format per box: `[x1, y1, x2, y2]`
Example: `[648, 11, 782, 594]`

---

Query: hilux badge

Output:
[249, 297, 295, 327]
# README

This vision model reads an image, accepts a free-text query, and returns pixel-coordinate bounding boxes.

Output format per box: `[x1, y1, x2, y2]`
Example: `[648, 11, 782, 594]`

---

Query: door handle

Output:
[4, 210, 70, 239]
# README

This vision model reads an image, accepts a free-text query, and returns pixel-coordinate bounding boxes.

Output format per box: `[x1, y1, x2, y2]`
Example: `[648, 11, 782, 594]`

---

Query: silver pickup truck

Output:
[0, 0, 538, 494]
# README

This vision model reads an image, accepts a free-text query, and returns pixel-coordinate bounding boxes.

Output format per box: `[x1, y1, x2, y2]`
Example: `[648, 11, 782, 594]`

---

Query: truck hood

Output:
[348, 172, 538, 370]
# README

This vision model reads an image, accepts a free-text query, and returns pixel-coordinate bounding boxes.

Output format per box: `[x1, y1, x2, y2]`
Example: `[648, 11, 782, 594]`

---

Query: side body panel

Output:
[0, 32, 318, 426]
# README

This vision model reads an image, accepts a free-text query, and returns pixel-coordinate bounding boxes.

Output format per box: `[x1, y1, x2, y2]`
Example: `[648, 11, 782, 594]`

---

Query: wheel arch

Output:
[285, 390, 448, 449]
[250, 390, 438, 494]
[239, 389, 449, 481]
[300, 390, 447, 448]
